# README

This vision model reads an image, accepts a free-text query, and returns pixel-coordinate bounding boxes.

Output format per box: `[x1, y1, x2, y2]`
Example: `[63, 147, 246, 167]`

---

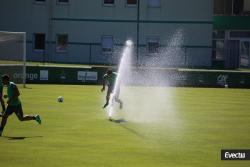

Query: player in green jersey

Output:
[0, 74, 41, 137]
[101, 69, 123, 109]
[0, 82, 6, 116]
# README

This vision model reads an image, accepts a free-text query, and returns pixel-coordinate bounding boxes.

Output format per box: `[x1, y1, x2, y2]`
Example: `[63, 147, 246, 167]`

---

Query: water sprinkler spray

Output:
[126, 40, 133, 47]
[106, 40, 133, 120]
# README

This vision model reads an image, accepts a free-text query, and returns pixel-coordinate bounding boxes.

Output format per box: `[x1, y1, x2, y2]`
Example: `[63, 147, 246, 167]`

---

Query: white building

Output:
[0, 0, 213, 67]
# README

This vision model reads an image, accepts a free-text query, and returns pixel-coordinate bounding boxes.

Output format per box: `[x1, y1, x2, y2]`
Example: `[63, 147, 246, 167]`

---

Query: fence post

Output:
[89, 43, 92, 64]
[184, 47, 187, 67]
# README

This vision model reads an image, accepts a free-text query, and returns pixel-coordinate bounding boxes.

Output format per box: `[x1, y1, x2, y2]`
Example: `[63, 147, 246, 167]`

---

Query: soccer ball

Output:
[57, 96, 64, 103]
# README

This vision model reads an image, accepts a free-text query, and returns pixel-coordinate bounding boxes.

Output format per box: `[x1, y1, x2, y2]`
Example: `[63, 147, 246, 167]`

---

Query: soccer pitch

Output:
[0, 85, 250, 167]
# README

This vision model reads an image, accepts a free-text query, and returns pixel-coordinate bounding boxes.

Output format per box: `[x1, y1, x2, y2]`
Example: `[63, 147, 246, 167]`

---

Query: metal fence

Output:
[26, 43, 212, 68]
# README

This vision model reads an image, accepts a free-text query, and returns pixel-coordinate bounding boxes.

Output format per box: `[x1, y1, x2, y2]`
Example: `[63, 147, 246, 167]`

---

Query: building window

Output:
[34, 33, 45, 51]
[127, 0, 137, 5]
[147, 37, 160, 54]
[56, 34, 68, 53]
[148, 0, 160, 8]
[34, 0, 46, 4]
[57, 0, 69, 5]
[230, 31, 250, 38]
[212, 30, 225, 60]
[214, 0, 249, 15]
[214, 0, 232, 15]
[212, 40, 225, 60]
[103, 0, 115, 6]
[233, 0, 244, 15]
[102, 36, 113, 53]
[240, 41, 250, 67]
[213, 30, 225, 39]
[244, 0, 250, 14]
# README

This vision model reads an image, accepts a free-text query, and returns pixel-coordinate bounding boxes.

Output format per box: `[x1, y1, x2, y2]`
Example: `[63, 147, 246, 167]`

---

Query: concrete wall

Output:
[0, 0, 213, 67]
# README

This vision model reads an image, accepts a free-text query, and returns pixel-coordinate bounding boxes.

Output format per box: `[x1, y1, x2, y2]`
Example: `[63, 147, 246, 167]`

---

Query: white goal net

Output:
[0, 31, 26, 87]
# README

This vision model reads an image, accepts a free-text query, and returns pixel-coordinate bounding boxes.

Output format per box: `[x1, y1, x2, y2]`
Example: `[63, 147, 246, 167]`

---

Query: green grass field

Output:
[0, 85, 250, 167]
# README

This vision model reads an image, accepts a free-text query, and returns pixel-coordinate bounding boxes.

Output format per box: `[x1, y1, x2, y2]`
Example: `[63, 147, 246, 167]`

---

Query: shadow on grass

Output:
[111, 119, 146, 139]
[3, 136, 43, 140]
[112, 119, 127, 123]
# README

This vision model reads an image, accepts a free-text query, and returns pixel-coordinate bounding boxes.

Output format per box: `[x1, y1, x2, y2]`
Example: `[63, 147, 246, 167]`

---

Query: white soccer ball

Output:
[57, 96, 64, 103]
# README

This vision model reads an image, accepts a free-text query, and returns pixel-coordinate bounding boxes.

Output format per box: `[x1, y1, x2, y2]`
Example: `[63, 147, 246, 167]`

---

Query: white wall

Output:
[0, 0, 213, 67]
[140, 0, 212, 21]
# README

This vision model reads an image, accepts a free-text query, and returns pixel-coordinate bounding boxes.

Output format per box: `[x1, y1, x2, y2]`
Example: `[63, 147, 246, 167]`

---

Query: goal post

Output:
[0, 31, 26, 87]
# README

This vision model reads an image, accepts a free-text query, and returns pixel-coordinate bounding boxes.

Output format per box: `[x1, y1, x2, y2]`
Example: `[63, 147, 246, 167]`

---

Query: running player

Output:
[0, 74, 41, 137]
[101, 70, 123, 109]
[0, 81, 5, 116]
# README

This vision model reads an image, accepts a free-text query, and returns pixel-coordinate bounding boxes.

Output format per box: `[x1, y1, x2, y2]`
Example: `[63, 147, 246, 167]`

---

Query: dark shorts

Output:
[107, 85, 120, 98]
[107, 85, 115, 94]
[5, 104, 23, 117]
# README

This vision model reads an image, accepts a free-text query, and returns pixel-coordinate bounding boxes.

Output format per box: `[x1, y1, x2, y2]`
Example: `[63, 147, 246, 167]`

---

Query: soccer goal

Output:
[0, 31, 26, 87]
